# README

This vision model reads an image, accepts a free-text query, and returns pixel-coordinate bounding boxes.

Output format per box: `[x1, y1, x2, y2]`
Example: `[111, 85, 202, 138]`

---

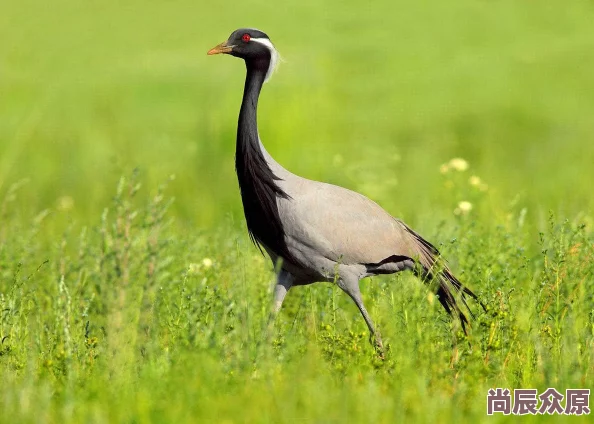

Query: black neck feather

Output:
[235, 59, 295, 266]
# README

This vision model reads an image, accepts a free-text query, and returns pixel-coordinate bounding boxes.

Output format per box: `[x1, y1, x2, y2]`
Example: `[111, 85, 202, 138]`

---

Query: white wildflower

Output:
[469, 175, 482, 187]
[448, 158, 469, 172]
[454, 201, 473, 215]
[469, 175, 488, 191]
[202, 258, 213, 269]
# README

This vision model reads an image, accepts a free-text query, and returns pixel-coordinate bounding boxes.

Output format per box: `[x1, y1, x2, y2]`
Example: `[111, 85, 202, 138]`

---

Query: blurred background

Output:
[2, 0, 594, 232]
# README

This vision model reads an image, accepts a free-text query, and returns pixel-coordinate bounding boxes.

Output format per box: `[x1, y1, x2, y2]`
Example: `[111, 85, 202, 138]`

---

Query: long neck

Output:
[235, 60, 294, 265]
[237, 65, 266, 159]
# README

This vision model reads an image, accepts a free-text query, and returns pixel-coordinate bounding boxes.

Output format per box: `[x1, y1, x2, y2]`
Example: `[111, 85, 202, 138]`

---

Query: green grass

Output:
[1, 0, 594, 422]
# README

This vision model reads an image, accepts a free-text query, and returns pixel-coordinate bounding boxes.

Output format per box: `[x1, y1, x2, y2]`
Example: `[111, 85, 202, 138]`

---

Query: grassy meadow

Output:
[1, 0, 594, 422]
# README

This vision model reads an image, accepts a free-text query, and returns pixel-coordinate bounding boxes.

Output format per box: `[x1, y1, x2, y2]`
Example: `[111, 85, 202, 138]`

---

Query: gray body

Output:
[262, 144, 446, 350]
[263, 143, 415, 283]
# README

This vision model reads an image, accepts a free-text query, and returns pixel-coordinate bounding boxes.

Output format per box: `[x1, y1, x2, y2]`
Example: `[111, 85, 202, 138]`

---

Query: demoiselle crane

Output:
[208, 28, 480, 352]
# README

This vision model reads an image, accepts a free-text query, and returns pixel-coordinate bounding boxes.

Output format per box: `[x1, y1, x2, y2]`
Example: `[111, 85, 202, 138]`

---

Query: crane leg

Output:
[338, 276, 385, 357]
[264, 269, 294, 343]
[271, 269, 294, 314]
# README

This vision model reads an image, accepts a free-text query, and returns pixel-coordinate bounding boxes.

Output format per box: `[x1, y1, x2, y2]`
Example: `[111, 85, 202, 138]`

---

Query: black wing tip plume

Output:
[437, 269, 481, 335]
[403, 223, 483, 334]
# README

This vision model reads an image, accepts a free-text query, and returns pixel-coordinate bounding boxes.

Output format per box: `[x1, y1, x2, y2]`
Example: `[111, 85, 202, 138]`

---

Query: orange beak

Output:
[207, 42, 234, 55]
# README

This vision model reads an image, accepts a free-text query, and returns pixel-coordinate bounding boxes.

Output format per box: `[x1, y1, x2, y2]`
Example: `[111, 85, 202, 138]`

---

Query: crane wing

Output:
[278, 178, 424, 266]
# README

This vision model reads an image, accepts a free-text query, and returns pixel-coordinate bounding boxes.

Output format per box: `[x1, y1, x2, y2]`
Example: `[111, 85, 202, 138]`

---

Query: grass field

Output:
[1, 0, 594, 422]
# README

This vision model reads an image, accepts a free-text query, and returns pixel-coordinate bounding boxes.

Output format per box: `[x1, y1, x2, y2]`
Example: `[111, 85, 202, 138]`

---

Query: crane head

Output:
[208, 28, 280, 82]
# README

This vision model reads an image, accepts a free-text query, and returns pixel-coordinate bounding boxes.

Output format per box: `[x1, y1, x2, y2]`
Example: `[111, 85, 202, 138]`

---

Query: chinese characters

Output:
[487, 388, 590, 415]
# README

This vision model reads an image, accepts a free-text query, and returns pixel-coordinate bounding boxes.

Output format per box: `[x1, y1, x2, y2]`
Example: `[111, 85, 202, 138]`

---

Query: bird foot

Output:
[369, 334, 385, 360]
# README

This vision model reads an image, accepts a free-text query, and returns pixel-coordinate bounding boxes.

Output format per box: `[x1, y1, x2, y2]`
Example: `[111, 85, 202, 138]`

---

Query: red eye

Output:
[242, 34, 251, 43]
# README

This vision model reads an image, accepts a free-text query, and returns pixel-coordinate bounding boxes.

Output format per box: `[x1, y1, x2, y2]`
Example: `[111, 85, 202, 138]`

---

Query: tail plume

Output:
[401, 223, 483, 332]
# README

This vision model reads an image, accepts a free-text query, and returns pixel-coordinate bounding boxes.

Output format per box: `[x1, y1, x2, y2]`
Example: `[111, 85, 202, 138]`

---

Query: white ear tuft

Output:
[251, 38, 281, 82]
